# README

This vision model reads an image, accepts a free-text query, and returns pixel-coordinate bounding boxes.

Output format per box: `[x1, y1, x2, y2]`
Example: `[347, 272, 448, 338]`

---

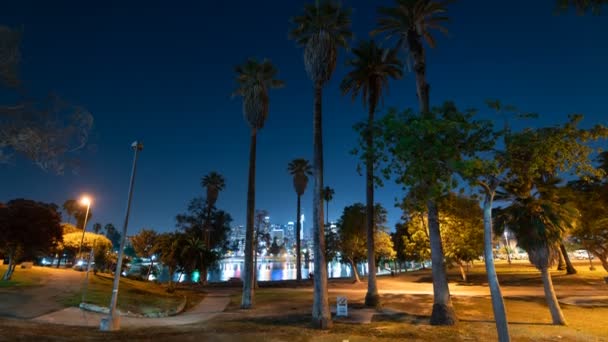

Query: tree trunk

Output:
[408, 31, 430, 115]
[326, 200, 329, 226]
[540, 267, 567, 325]
[365, 100, 379, 308]
[557, 248, 566, 270]
[241, 129, 257, 309]
[2, 249, 15, 281]
[296, 194, 302, 281]
[349, 258, 361, 283]
[458, 262, 467, 282]
[481, 185, 510, 341]
[559, 243, 577, 275]
[427, 200, 457, 325]
[311, 81, 331, 329]
[146, 258, 154, 281]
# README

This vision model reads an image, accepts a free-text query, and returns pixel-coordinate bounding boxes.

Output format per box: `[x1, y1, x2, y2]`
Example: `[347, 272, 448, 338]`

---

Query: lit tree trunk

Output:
[408, 31, 430, 115]
[2, 248, 15, 281]
[559, 242, 577, 275]
[348, 258, 361, 283]
[296, 194, 302, 281]
[312, 81, 331, 329]
[427, 200, 457, 325]
[481, 182, 510, 342]
[241, 129, 257, 309]
[540, 266, 567, 325]
[557, 248, 566, 270]
[365, 100, 379, 308]
[458, 262, 467, 282]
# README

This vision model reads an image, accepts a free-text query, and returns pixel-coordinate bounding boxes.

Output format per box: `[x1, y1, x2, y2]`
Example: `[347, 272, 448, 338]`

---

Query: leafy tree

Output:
[0, 26, 94, 174]
[493, 115, 608, 326]
[92, 222, 102, 234]
[62, 199, 92, 228]
[131, 229, 159, 280]
[288, 158, 312, 281]
[567, 154, 608, 271]
[336, 203, 392, 283]
[341, 39, 403, 307]
[61, 231, 112, 256]
[104, 223, 121, 251]
[321, 186, 334, 225]
[290, 0, 352, 328]
[176, 197, 232, 284]
[401, 194, 484, 282]
[375, 102, 495, 325]
[0, 199, 63, 280]
[154, 232, 188, 291]
[233, 58, 283, 309]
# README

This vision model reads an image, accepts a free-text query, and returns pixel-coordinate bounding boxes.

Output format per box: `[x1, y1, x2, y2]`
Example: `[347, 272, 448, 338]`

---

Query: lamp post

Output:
[100, 141, 143, 331]
[77, 196, 92, 260]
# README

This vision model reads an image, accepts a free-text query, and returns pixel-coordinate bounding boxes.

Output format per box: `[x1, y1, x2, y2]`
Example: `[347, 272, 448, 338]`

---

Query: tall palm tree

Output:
[321, 186, 334, 225]
[234, 58, 284, 309]
[374, 0, 453, 325]
[341, 39, 403, 308]
[201, 171, 226, 251]
[290, 0, 352, 329]
[288, 159, 313, 282]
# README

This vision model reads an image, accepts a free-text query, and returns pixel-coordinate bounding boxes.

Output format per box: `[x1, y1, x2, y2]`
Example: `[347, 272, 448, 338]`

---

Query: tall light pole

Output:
[504, 230, 512, 265]
[77, 196, 92, 260]
[100, 141, 143, 331]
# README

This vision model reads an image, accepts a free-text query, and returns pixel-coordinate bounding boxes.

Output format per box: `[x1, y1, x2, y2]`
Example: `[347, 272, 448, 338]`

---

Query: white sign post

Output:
[336, 296, 348, 317]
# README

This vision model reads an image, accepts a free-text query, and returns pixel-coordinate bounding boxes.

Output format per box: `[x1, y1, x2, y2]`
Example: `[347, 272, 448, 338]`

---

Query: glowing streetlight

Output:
[77, 196, 92, 260]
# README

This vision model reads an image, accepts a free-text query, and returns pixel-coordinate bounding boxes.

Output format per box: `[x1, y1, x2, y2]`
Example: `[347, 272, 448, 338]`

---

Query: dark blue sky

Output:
[1, 0, 607, 235]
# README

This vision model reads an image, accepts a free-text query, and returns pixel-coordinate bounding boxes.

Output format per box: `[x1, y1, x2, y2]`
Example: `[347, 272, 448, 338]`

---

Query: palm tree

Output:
[288, 158, 313, 281]
[234, 58, 284, 309]
[373, 0, 449, 115]
[374, 0, 453, 325]
[290, 0, 352, 329]
[201, 172, 226, 242]
[321, 186, 335, 225]
[494, 181, 576, 326]
[341, 39, 403, 308]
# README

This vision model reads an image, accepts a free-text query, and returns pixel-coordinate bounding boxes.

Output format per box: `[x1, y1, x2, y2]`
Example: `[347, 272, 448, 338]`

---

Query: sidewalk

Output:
[32, 291, 232, 328]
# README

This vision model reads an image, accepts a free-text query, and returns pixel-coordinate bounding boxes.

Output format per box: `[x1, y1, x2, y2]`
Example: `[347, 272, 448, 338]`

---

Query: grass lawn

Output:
[60, 273, 205, 315]
[0, 264, 50, 287]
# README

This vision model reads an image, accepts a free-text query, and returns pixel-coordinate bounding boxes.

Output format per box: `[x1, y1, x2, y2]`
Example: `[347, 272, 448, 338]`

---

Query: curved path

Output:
[32, 290, 232, 327]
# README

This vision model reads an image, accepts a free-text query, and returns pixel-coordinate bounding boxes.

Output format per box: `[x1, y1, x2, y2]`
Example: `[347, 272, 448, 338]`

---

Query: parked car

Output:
[73, 259, 95, 271]
[573, 249, 593, 260]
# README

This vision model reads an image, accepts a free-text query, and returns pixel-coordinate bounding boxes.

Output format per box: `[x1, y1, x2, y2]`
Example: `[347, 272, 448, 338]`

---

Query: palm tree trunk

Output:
[408, 32, 430, 115]
[540, 267, 567, 325]
[557, 248, 566, 270]
[427, 200, 457, 325]
[326, 200, 329, 226]
[296, 194, 302, 281]
[349, 258, 361, 283]
[241, 129, 257, 309]
[559, 243, 577, 275]
[481, 184, 510, 342]
[312, 81, 331, 329]
[365, 101, 379, 308]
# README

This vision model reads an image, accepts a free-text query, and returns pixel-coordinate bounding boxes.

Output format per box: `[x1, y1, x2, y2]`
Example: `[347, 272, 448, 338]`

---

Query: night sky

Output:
[1, 1, 607, 235]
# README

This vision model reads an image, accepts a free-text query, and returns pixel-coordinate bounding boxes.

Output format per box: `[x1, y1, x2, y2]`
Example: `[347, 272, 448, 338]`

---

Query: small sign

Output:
[336, 296, 348, 317]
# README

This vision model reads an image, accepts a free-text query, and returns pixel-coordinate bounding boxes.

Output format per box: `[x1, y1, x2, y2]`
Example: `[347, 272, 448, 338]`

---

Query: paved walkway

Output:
[33, 291, 232, 327]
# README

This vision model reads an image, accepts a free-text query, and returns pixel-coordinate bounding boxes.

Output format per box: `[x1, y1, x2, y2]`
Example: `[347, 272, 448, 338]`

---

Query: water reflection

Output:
[207, 258, 359, 282]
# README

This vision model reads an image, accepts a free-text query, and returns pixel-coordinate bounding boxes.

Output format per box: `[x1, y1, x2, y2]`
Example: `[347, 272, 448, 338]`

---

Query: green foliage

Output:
[103, 223, 121, 250]
[375, 101, 497, 201]
[201, 171, 226, 208]
[288, 159, 312, 196]
[0, 199, 63, 279]
[335, 203, 393, 263]
[131, 229, 159, 259]
[61, 231, 112, 253]
[400, 194, 483, 265]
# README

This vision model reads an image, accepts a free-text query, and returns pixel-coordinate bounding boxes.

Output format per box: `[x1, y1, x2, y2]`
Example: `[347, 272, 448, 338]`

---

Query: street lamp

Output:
[100, 140, 143, 331]
[77, 196, 92, 260]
